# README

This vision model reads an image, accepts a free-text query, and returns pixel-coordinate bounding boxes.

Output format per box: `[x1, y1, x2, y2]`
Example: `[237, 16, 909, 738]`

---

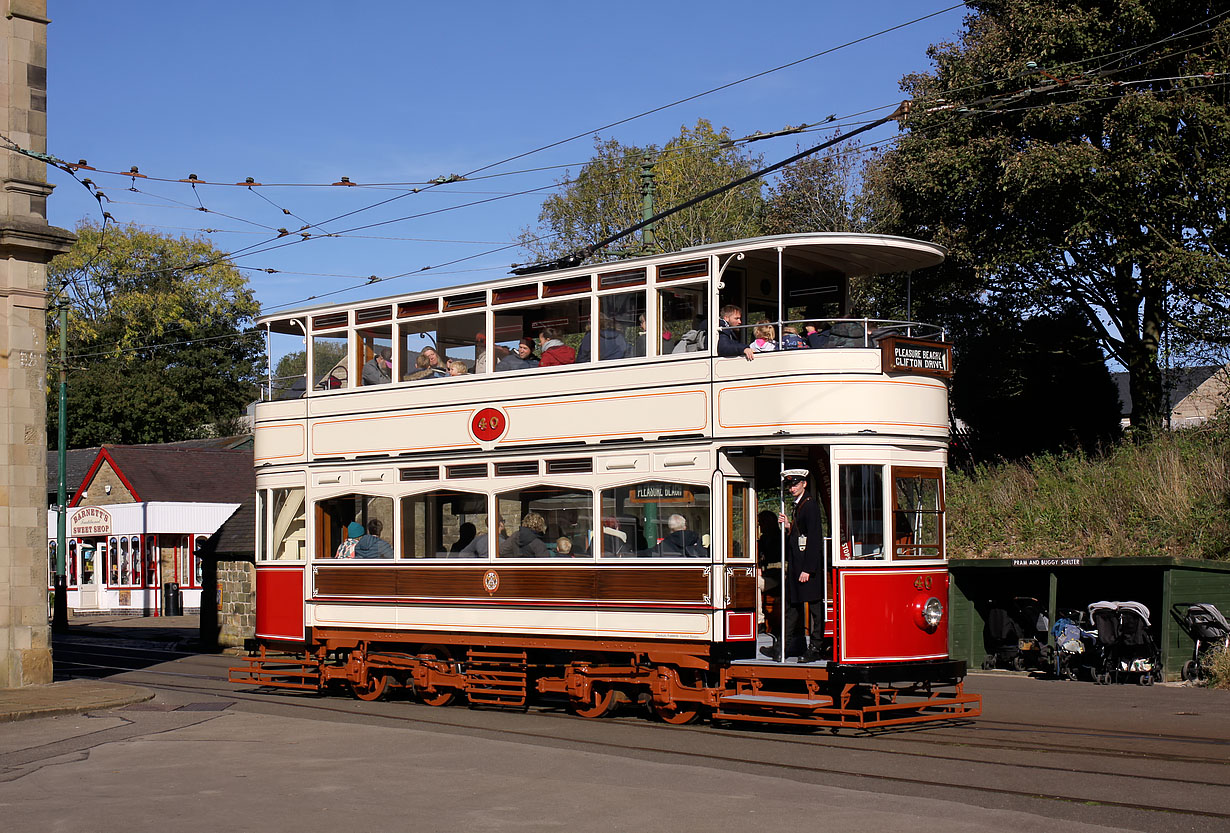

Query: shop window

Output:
[70, 540, 81, 586]
[108, 536, 119, 585]
[839, 465, 884, 560]
[145, 535, 159, 587]
[267, 488, 306, 561]
[80, 542, 95, 585]
[400, 490, 488, 558]
[316, 493, 395, 558]
[893, 467, 944, 560]
[47, 540, 57, 589]
[599, 481, 710, 558]
[495, 485, 593, 557]
[312, 332, 349, 390]
[399, 312, 484, 377]
[658, 284, 708, 355]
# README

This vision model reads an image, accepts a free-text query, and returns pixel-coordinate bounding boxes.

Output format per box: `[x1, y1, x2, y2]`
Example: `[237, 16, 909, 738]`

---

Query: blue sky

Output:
[45, 1, 968, 314]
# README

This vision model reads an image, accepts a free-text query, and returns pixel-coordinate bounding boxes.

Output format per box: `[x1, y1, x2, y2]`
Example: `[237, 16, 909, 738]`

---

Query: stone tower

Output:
[0, 0, 74, 687]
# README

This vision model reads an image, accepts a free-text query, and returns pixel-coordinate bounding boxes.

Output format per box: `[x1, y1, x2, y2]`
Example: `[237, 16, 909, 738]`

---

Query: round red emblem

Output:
[471, 407, 507, 442]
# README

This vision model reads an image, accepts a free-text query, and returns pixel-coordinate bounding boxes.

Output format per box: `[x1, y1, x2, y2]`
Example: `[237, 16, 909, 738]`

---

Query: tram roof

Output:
[259, 232, 945, 324]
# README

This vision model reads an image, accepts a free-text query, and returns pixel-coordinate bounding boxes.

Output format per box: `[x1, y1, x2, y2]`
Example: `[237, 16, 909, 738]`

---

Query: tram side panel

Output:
[835, 566, 950, 664]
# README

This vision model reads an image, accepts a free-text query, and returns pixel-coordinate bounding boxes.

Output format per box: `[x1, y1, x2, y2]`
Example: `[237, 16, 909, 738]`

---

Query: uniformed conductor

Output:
[779, 468, 827, 662]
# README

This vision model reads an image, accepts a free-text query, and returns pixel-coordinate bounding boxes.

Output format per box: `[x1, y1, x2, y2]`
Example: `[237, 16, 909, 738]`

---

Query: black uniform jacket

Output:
[787, 492, 825, 604]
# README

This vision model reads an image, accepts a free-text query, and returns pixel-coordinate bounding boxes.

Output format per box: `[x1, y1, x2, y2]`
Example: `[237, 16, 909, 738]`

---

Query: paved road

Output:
[1, 632, 1228, 833]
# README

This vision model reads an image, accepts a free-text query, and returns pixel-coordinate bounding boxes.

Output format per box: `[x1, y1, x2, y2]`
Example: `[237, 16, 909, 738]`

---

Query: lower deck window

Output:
[496, 486, 593, 557]
[839, 465, 884, 559]
[893, 467, 944, 559]
[401, 490, 488, 558]
[317, 494, 395, 558]
[600, 481, 710, 558]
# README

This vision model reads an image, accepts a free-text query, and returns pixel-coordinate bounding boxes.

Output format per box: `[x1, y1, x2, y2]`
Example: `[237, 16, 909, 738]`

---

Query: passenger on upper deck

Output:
[405, 348, 448, 380]
[361, 347, 392, 386]
[473, 331, 509, 374]
[496, 338, 539, 372]
[751, 324, 777, 353]
[447, 358, 469, 376]
[499, 512, 549, 557]
[654, 514, 707, 558]
[576, 315, 628, 363]
[717, 305, 754, 361]
[826, 319, 869, 348]
[538, 327, 576, 367]
[354, 519, 394, 559]
[804, 323, 830, 348]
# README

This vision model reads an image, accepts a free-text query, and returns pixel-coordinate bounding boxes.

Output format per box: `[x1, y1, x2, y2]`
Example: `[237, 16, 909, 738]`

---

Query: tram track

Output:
[52, 656, 1230, 824]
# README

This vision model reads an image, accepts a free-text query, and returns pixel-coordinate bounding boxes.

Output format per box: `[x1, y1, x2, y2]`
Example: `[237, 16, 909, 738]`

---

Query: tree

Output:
[520, 119, 764, 265]
[882, 1, 1230, 434]
[762, 140, 884, 235]
[47, 222, 264, 447]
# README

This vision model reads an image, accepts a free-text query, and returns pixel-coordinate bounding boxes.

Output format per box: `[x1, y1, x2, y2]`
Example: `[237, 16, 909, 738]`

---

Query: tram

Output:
[229, 232, 982, 729]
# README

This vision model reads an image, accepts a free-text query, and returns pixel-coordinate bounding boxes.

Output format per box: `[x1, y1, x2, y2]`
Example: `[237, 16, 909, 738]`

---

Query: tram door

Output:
[78, 541, 101, 610]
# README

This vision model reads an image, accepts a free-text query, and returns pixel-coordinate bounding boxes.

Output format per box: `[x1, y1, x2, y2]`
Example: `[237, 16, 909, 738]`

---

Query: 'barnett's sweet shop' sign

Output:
[70, 506, 112, 536]
[880, 337, 954, 378]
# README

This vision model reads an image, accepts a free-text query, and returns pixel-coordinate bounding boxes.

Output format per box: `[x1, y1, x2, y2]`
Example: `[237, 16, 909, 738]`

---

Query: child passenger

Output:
[555, 536, 573, 556]
[751, 324, 778, 352]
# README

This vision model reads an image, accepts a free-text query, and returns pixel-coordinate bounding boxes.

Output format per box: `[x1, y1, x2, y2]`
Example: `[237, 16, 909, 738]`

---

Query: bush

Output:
[1203, 644, 1230, 690]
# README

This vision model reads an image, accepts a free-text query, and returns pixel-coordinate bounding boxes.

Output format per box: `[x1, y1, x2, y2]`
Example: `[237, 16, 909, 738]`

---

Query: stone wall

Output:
[218, 559, 255, 648]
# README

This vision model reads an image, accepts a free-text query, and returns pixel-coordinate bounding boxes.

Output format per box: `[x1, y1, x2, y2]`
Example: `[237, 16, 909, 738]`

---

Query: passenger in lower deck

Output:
[499, 512, 549, 557]
[354, 519, 394, 559]
[653, 514, 707, 558]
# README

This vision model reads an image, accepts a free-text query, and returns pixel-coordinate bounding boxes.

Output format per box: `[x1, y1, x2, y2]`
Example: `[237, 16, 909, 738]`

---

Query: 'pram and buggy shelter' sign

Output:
[1011, 558, 1083, 567]
[880, 337, 954, 378]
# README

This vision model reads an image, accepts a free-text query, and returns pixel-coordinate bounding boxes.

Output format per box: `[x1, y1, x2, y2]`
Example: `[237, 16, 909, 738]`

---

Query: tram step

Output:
[719, 693, 833, 709]
[465, 648, 528, 707]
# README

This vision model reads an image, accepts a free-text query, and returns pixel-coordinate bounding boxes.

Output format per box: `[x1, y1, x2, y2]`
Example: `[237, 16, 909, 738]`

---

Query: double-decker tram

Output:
[230, 232, 982, 729]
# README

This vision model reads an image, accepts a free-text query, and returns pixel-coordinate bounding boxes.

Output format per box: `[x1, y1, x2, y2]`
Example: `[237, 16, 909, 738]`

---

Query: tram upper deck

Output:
[255, 234, 952, 467]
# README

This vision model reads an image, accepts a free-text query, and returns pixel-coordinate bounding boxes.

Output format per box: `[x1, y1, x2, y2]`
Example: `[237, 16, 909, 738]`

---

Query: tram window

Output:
[600, 481, 710, 558]
[268, 487, 306, 561]
[401, 490, 488, 558]
[493, 298, 590, 369]
[598, 291, 644, 362]
[268, 321, 308, 400]
[399, 312, 484, 376]
[356, 325, 393, 386]
[839, 465, 884, 560]
[727, 482, 752, 561]
[316, 494, 395, 559]
[893, 468, 943, 560]
[658, 284, 708, 356]
[496, 486, 593, 557]
[312, 332, 349, 390]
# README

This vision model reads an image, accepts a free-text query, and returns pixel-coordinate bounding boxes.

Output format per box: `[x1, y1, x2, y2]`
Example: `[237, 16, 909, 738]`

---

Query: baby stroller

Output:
[1051, 608, 1095, 681]
[1088, 601, 1161, 685]
[1173, 602, 1230, 682]
[982, 597, 1051, 671]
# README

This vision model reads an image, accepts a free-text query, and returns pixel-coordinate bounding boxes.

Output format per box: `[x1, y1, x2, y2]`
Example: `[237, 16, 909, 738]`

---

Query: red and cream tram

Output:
[230, 233, 982, 729]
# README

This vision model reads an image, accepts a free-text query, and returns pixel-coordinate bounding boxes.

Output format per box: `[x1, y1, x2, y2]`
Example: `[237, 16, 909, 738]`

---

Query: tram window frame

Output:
[267, 487, 307, 561]
[837, 464, 885, 561]
[355, 324, 394, 387]
[315, 493, 396, 559]
[657, 282, 709, 357]
[726, 481, 752, 561]
[311, 329, 350, 391]
[495, 485, 595, 558]
[400, 489, 489, 559]
[398, 311, 485, 379]
[491, 296, 592, 370]
[599, 480, 711, 559]
[891, 466, 944, 560]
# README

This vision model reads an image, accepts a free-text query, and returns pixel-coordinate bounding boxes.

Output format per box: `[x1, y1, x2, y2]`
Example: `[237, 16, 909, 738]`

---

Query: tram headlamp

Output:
[922, 597, 944, 629]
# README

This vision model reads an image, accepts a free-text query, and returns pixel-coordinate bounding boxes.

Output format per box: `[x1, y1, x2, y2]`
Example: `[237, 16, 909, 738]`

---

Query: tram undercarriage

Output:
[229, 630, 981, 730]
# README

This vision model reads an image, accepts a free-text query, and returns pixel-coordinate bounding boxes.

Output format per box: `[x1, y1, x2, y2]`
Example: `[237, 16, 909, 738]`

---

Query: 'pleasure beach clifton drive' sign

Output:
[880, 337, 954, 378]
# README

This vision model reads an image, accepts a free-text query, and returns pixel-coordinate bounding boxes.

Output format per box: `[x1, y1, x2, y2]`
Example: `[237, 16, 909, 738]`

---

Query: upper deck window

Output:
[399, 311, 484, 377]
[658, 283, 708, 356]
[492, 297, 590, 371]
[312, 332, 350, 390]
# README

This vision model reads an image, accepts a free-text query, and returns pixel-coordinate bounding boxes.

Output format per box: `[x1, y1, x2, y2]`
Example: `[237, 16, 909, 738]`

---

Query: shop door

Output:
[79, 541, 102, 609]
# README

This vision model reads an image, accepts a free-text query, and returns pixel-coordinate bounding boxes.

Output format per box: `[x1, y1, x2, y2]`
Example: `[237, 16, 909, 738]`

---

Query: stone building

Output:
[1, 1, 75, 687]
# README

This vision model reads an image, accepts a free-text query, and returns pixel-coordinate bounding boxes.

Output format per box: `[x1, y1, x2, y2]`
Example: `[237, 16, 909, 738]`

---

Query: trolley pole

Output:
[52, 303, 68, 633]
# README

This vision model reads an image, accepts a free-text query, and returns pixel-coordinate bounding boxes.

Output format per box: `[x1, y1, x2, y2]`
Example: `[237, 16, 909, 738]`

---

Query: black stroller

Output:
[982, 597, 1051, 671]
[1088, 601, 1161, 685]
[1173, 602, 1230, 682]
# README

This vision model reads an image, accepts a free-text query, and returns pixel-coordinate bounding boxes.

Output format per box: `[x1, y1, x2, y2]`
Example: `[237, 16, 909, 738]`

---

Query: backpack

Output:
[672, 328, 707, 354]
[336, 538, 358, 559]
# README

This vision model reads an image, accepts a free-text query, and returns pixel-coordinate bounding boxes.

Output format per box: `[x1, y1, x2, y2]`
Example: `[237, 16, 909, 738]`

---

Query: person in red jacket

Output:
[537, 326, 576, 366]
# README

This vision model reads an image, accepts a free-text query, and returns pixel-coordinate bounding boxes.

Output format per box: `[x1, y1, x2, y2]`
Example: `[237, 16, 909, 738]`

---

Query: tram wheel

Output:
[572, 685, 617, 719]
[652, 670, 702, 725]
[351, 673, 391, 702]
[416, 648, 457, 707]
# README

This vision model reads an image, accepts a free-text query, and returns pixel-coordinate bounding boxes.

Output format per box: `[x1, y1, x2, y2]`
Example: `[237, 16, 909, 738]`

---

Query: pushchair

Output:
[1173, 602, 1230, 682]
[1088, 601, 1161, 685]
[982, 597, 1051, 671]
[1051, 608, 1094, 681]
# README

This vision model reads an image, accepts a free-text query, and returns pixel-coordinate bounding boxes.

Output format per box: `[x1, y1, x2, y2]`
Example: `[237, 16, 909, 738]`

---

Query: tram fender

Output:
[646, 651, 709, 670]
[826, 659, 968, 685]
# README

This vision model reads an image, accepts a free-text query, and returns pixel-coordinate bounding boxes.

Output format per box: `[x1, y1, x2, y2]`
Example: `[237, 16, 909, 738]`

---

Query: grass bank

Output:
[947, 413, 1230, 561]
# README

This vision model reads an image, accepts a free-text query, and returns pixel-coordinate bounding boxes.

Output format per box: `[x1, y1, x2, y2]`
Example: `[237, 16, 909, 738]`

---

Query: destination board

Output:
[880, 337, 954, 378]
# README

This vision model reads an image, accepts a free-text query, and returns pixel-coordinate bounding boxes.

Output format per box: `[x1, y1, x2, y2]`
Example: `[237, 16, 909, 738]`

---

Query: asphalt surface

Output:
[0, 615, 1227, 832]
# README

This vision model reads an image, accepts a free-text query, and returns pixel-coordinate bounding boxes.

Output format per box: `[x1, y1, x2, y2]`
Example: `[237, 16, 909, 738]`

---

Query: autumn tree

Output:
[519, 119, 764, 265]
[882, 0, 1230, 434]
[47, 222, 264, 447]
